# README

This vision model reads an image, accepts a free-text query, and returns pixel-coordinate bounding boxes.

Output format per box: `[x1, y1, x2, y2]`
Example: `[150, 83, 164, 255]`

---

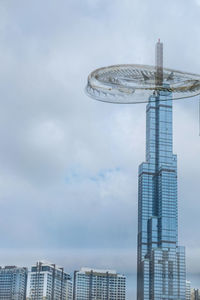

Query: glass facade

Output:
[73, 268, 126, 300]
[137, 84, 186, 299]
[26, 261, 72, 300]
[0, 266, 27, 300]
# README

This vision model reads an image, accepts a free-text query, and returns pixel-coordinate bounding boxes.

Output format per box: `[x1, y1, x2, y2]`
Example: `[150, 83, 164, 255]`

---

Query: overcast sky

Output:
[0, 0, 200, 299]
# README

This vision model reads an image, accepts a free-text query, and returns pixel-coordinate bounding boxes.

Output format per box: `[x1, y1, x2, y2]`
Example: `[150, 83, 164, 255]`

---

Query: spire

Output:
[155, 39, 163, 86]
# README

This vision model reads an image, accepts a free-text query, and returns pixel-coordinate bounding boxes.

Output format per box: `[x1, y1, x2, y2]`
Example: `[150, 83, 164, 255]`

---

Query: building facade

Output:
[186, 281, 191, 300]
[0, 266, 27, 300]
[137, 41, 186, 300]
[191, 289, 200, 300]
[26, 261, 72, 300]
[73, 267, 126, 300]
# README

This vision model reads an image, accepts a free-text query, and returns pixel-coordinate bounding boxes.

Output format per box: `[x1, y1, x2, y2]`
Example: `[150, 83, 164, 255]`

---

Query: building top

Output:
[31, 261, 63, 271]
[77, 267, 125, 277]
[0, 265, 27, 271]
[30, 261, 71, 279]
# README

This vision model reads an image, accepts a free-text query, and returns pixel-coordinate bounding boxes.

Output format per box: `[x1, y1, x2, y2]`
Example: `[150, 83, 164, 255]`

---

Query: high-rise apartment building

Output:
[0, 266, 27, 300]
[137, 41, 186, 299]
[191, 288, 200, 300]
[186, 280, 191, 300]
[26, 261, 72, 300]
[73, 267, 126, 300]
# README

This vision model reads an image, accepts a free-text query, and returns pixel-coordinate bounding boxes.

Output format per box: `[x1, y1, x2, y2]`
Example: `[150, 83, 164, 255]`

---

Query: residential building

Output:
[26, 261, 72, 300]
[191, 288, 200, 300]
[186, 280, 191, 300]
[0, 265, 27, 300]
[73, 267, 126, 300]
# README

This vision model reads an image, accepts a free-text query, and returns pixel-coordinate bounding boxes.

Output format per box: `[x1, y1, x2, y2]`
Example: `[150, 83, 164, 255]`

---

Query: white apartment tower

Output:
[26, 261, 72, 300]
[186, 280, 191, 300]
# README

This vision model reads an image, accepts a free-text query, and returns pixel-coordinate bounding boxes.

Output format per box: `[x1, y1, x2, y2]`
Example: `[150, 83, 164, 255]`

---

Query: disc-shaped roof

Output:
[86, 64, 200, 104]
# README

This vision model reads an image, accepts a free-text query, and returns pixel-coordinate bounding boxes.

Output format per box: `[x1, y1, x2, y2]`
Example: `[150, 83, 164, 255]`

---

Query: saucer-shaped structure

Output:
[86, 64, 200, 104]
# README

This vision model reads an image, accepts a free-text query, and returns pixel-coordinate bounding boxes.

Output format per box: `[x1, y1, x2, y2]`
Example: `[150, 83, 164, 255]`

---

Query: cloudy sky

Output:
[0, 0, 200, 298]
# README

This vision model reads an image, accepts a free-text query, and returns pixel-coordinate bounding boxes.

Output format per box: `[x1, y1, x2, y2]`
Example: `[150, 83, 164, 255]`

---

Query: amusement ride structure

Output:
[86, 40, 200, 105]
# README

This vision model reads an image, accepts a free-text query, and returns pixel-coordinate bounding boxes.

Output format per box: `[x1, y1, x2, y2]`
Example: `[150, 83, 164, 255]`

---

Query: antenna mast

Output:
[155, 39, 163, 86]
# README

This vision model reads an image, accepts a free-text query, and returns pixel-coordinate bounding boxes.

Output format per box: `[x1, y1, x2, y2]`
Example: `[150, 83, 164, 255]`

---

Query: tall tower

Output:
[137, 41, 186, 300]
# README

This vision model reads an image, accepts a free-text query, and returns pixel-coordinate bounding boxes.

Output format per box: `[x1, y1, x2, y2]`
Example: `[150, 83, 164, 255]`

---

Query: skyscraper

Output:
[73, 267, 126, 300]
[0, 266, 27, 300]
[137, 41, 186, 299]
[26, 261, 72, 300]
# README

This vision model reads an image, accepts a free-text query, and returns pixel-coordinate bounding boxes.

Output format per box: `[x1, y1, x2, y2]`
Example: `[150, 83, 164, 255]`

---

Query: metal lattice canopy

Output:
[86, 64, 200, 104]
